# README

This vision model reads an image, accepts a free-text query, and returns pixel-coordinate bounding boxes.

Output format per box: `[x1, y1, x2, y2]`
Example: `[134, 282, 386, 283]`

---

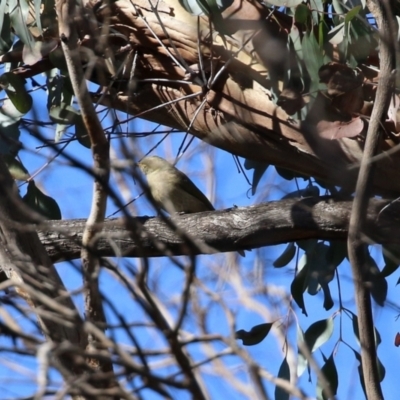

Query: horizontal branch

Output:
[38, 197, 399, 262]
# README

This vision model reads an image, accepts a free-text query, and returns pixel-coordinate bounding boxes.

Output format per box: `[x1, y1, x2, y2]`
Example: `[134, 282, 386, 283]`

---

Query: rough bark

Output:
[37, 197, 399, 262]
[0, 157, 87, 370]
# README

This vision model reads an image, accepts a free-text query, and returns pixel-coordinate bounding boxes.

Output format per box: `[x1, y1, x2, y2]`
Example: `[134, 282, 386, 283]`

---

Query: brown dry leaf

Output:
[316, 117, 364, 139]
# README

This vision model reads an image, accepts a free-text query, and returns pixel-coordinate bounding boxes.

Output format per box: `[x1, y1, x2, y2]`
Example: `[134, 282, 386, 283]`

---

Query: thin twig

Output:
[347, 1, 397, 399]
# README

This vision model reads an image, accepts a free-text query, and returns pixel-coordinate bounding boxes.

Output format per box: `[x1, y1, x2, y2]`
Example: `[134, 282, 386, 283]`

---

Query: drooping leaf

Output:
[33, 0, 43, 34]
[276, 166, 308, 181]
[0, 73, 32, 114]
[275, 357, 290, 400]
[273, 242, 296, 268]
[291, 256, 309, 316]
[235, 323, 273, 346]
[22, 181, 62, 220]
[244, 159, 269, 195]
[8, 0, 35, 52]
[306, 242, 329, 295]
[22, 39, 58, 65]
[295, 4, 311, 25]
[0, 99, 22, 155]
[302, 31, 324, 85]
[345, 5, 362, 24]
[3, 155, 29, 180]
[354, 348, 385, 398]
[366, 253, 387, 306]
[381, 244, 400, 278]
[75, 116, 92, 148]
[321, 282, 334, 311]
[0, 12, 13, 55]
[350, 311, 381, 348]
[326, 240, 347, 270]
[297, 324, 309, 377]
[317, 352, 338, 400]
[49, 103, 80, 124]
[304, 318, 334, 353]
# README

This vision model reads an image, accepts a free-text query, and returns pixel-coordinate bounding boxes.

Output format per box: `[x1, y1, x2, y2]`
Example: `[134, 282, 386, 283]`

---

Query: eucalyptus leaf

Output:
[49, 103, 79, 125]
[273, 242, 296, 268]
[381, 244, 400, 278]
[316, 352, 338, 400]
[275, 357, 290, 400]
[0, 72, 32, 114]
[291, 257, 309, 316]
[235, 323, 273, 346]
[244, 159, 269, 195]
[350, 311, 381, 348]
[75, 117, 92, 148]
[8, 0, 35, 52]
[297, 324, 308, 377]
[22, 181, 62, 220]
[303, 317, 334, 353]
[0, 12, 13, 55]
[3, 155, 29, 180]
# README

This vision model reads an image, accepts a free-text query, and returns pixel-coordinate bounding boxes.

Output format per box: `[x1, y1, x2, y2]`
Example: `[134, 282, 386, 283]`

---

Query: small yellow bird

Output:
[138, 155, 245, 256]
[137, 155, 214, 214]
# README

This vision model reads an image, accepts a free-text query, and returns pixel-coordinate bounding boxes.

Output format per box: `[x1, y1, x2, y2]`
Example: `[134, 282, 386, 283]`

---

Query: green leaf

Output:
[295, 4, 311, 25]
[0, 73, 32, 114]
[0, 100, 22, 156]
[296, 239, 318, 252]
[291, 257, 309, 316]
[381, 244, 400, 278]
[302, 184, 320, 197]
[49, 103, 79, 124]
[244, 159, 269, 195]
[3, 155, 29, 180]
[321, 282, 334, 311]
[366, 253, 387, 306]
[297, 324, 310, 377]
[326, 241, 347, 270]
[345, 5, 362, 23]
[0, 11, 13, 55]
[354, 349, 385, 397]
[276, 166, 308, 181]
[235, 323, 273, 346]
[9, 0, 35, 52]
[304, 318, 334, 353]
[306, 242, 329, 295]
[273, 242, 296, 268]
[302, 31, 324, 83]
[350, 311, 381, 348]
[33, 0, 43, 34]
[75, 116, 92, 149]
[275, 357, 290, 400]
[317, 352, 338, 400]
[22, 39, 58, 66]
[23, 181, 62, 220]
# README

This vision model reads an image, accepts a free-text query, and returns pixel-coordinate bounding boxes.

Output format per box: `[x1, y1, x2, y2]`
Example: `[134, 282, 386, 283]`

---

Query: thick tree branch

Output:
[36, 197, 399, 262]
[348, 2, 397, 399]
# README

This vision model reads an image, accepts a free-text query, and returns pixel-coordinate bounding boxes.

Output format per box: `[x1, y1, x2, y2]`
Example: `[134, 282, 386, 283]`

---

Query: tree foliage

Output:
[0, 0, 400, 399]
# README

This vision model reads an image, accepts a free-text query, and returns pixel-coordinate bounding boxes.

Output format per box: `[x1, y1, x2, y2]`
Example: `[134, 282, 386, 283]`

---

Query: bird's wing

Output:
[175, 169, 215, 211]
